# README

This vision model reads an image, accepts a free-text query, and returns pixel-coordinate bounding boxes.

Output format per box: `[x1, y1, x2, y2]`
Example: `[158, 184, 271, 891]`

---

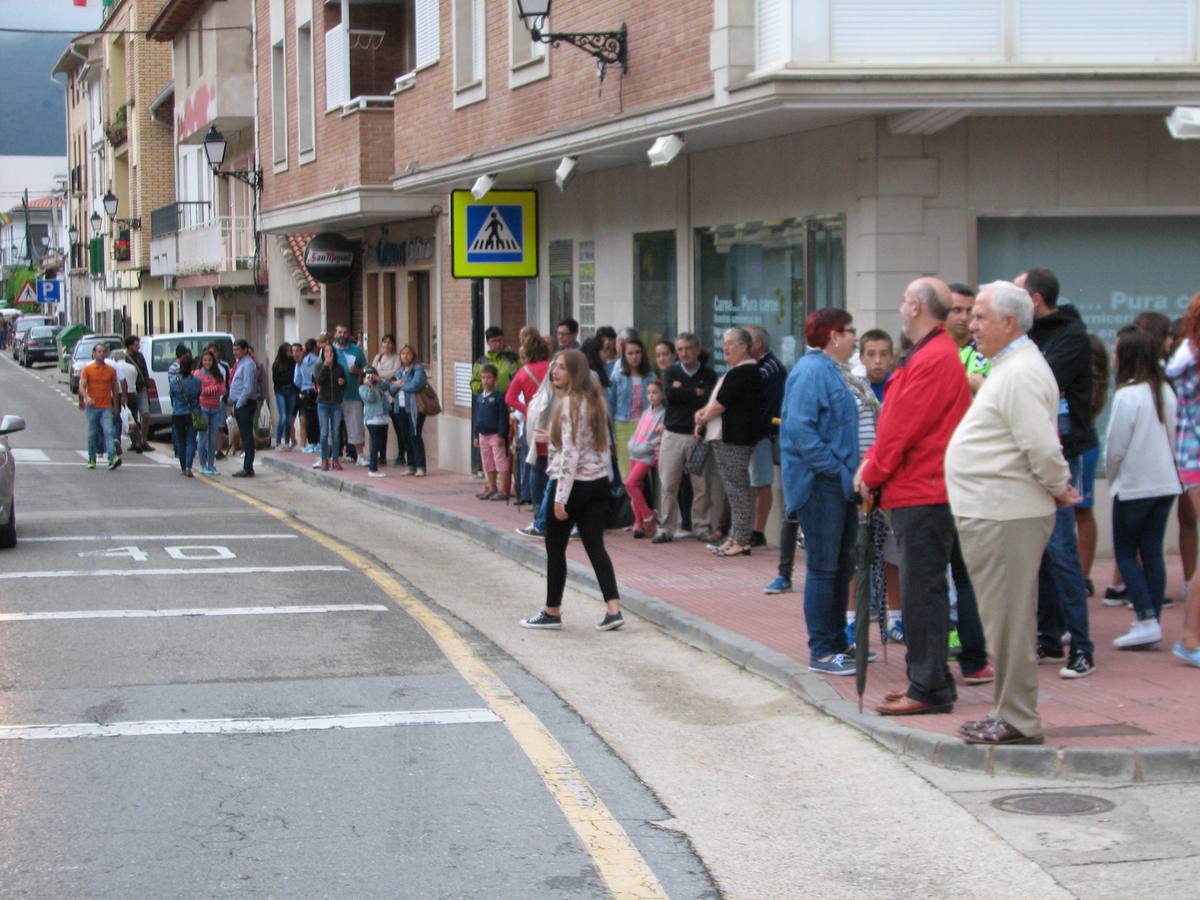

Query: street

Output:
[2, 355, 1198, 899]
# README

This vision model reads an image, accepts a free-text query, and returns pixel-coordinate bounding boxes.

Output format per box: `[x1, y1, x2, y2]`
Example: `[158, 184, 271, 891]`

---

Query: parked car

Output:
[19, 325, 61, 367]
[0, 414, 26, 549]
[69, 334, 125, 394]
[139, 332, 234, 434]
[10, 315, 56, 361]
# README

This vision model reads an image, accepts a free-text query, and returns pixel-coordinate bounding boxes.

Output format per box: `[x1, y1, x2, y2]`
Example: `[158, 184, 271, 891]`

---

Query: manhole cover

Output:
[991, 792, 1115, 817]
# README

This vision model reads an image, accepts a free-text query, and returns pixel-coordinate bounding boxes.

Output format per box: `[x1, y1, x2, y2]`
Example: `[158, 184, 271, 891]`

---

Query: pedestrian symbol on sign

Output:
[466, 205, 523, 263]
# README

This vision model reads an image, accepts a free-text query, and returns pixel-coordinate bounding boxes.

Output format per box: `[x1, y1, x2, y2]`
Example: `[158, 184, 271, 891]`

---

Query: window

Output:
[634, 231, 677, 351]
[296, 1, 315, 158]
[270, 0, 287, 168]
[549, 239, 573, 329]
[414, 0, 440, 69]
[577, 241, 595, 337]
[509, 0, 548, 87]
[197, 15, 204, 77]
[181, 31, 190, 87]
[453, 0, 486, 107]
[696, 216, 845, 371]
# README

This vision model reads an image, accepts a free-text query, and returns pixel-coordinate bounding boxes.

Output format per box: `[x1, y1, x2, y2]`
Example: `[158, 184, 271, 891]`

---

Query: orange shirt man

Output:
[80, 343, 122, 469]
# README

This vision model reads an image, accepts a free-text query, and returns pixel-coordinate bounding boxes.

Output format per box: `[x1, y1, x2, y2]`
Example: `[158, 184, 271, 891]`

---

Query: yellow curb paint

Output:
[207, 479, 668, 900]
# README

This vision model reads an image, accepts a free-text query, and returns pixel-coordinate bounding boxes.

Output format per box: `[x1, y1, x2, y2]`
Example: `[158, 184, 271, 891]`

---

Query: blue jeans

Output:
[517, 433, 533, 503]
[171, 414, 196, 471]
[198, 407, 223, 468]
[318, 402, 343, 462]
[85, 405, 116, 460]
[1113, 494, 1175, 621]
[797, 474, 857, 663]
[274, 386, 299, 446]
[407, 412, 427, 471]
[528, 455, 548, 519]
[1037, 454, 1093, 656]
[535, 477, 555, 532]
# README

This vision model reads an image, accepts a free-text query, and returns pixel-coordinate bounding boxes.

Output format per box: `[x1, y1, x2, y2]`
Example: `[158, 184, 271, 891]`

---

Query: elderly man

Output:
[855, 276, 971, 715]
[946, 282, 1080, 745]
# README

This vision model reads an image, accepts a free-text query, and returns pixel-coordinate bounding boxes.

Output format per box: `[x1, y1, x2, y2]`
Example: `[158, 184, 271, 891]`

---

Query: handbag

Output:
[416, 383, 442, 417]
[684, 438, 711, 476]
[605, 428, 634, 530]
[191, 409, 208, 431]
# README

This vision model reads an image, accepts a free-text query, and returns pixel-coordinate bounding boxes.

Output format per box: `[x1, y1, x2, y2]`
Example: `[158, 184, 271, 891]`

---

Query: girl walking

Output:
[196, 350, 227, 474]
[168, 354, 201, 477]
[520, 350, 625, 632]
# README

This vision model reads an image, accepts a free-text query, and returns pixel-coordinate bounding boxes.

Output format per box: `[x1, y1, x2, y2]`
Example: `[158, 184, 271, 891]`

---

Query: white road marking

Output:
[24, 460, 177, 469]
[22, 533, 298, 542]
[0, 603, 389, 622]
[10, 449, 49, 461]
[0, 565, 348, 580]
[0, 708, 501, 740]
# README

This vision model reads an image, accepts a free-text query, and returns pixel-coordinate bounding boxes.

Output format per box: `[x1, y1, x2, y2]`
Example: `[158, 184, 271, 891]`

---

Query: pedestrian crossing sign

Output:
[451, 190, 538, 278]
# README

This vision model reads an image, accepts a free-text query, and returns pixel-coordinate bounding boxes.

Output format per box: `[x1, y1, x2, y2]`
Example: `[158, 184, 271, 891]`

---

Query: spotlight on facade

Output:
[555, 156, 578, 191]
[1166, 107, 1200, 139]
[471, 174, 496, 200]
[647, 134, 684, 168]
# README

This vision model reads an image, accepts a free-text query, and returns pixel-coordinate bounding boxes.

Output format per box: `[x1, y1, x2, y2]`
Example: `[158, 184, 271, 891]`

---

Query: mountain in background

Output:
[0, 33, 74, 156]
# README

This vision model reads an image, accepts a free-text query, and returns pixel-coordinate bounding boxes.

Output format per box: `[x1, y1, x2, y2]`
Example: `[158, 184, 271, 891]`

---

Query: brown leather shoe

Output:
[875, 696, 954, 716]
[962, 720, 1043, 745]
[884, 689, 907, 702]
[958, 717, 997, 736]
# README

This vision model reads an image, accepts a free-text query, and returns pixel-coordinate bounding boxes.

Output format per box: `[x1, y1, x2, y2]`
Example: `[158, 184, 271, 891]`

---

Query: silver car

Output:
[0, 415, 26, 549]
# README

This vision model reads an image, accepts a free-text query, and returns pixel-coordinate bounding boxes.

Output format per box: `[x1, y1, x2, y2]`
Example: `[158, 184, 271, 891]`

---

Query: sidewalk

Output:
[256, 449, 1200, 783]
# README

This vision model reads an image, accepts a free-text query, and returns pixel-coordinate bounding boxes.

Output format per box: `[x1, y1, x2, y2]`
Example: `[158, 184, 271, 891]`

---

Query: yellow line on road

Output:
[207, 478, 668, 900]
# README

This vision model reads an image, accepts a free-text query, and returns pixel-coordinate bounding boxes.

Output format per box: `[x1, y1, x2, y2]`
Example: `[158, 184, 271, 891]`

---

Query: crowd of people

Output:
[73, 270, 1200, 730]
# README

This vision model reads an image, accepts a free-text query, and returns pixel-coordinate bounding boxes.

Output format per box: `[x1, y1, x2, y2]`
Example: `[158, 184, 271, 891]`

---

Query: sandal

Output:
[476, 490, 496, 500]
[714, 542, 752, 558]
[490, 492, 509, 501]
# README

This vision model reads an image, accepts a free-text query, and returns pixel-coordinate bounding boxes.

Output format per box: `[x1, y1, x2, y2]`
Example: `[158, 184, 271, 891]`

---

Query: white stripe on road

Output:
[22, 533, 298, 543]
[0, 708, 501, 741]
[73, 449, 174, 466]
[0, 604, 388, 622]
[19, 461, 178, 469]
[10, 449, 49, 461]
[0, 565, 348, 580]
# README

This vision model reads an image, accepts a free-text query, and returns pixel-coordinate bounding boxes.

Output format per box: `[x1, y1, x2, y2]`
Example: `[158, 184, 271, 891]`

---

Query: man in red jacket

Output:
[855, 276, 972, 715]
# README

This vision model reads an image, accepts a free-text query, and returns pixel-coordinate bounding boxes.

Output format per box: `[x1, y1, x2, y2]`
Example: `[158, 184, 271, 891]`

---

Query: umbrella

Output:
[853, 508, 874, 713]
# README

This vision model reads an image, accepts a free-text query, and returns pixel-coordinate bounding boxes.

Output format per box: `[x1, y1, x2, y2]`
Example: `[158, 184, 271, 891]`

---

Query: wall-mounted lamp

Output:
[647, 133, 685, 168]
[40, 234, 51, 249]
[1166, 107, 1200, 139]
[471, 174, 496, 200]
[203, 125, 263, 190]
[102, 189, 141, 230]
[90, 211, 103, 235]
[68, 224, 79, 245]
[515, 0, 626, 77]
[554, 156, 578, 192]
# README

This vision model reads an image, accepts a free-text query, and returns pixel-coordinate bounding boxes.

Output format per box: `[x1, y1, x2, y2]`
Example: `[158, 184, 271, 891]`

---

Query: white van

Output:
[139, 332, 235, 434]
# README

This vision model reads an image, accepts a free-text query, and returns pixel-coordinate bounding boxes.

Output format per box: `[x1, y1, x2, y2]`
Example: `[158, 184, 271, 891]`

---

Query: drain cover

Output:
[991, 792, 1115, 817]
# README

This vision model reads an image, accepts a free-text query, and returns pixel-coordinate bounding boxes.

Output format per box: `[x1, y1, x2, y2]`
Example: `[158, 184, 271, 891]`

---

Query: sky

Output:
[0, 2, 102, 32]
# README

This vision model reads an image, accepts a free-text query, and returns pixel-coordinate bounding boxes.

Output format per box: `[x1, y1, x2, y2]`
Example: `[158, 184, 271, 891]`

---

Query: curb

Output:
[260, 456, 1200, 784]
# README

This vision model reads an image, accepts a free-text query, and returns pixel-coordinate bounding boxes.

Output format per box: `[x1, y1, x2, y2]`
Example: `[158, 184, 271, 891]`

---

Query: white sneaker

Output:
[368, 471, 387, 478]
[357, 456, 370, 467]
[312, 459, 323, 469]
[1113, 617, 1163, 649]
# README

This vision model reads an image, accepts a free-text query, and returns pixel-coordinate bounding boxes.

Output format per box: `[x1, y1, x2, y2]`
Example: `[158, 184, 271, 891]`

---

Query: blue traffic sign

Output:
[36, 280, 62, 304]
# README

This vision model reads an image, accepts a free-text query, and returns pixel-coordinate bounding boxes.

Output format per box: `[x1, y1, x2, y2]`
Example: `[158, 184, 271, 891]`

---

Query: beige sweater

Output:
[946, 340, 1070, 521]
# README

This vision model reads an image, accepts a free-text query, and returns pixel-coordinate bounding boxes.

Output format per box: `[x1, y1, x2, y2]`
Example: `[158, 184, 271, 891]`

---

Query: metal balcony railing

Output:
[150, 201, 212, 239]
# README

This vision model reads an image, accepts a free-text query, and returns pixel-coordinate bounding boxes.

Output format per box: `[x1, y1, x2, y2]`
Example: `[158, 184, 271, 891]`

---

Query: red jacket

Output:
[861, 327, 970, 509]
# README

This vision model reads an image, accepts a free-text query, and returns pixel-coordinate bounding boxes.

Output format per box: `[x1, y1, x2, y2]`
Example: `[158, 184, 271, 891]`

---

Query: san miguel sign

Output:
[304, 233, 355, 284]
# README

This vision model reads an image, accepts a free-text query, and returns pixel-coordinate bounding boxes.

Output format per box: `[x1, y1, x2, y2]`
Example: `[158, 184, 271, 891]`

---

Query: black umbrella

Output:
[853, 508, 874, 713]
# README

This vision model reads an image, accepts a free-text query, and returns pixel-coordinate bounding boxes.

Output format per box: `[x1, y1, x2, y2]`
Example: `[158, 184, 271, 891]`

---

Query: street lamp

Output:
[514, 0, 627, 75]
[101, 188, 140, 231]
[89, 211, 103, 235]
[40, 234, 51, 251]
[203, 125, 262, 190]
[68, 224, 79, 245]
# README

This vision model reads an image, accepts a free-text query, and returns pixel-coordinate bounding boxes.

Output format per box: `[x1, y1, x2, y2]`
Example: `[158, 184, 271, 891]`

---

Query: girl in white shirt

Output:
[1105, 326, 1181, 650]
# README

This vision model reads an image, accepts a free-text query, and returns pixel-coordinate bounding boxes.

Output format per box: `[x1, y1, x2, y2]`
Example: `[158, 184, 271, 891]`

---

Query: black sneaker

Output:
[1059, 651, 1096, 679]
[750, 531, 767, 548]
[516, 524, 545, 539]
[520, 610, 562, 629]
[1104, 584, 1127, 600]
[596, 612, 625, 631]
[1037, 645, 1066, 665]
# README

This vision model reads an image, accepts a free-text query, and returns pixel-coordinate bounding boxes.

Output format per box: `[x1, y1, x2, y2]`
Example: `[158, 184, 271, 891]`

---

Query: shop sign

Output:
[305, 233, 355, 284]
[375, 234, 435, 268]
[451, 190, 538, 278]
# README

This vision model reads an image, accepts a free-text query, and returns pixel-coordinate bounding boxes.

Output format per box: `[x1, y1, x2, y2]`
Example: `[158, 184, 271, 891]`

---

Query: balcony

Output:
[105, 103, 128, 149]
[149, 201, 256, 282]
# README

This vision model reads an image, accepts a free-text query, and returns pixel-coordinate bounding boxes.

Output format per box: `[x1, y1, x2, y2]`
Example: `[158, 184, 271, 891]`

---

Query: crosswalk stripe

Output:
[10, 449, 49, 461]
[0, 565, 349, 580]
[0, 604, 389, 621]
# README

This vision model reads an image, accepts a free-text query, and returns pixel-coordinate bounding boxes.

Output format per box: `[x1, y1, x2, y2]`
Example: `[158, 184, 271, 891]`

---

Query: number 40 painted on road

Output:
[77, 546, 238, 561]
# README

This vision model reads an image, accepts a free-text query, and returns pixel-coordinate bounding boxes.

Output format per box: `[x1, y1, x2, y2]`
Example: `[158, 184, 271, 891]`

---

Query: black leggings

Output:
[544, 477, 619, 608]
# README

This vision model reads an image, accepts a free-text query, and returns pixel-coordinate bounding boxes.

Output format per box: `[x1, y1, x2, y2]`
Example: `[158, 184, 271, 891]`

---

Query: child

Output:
[858, 329, 895, 403]
[359, 366, 391, 477]
[625, 381, 666, 538]
[473, 364, 510, 500]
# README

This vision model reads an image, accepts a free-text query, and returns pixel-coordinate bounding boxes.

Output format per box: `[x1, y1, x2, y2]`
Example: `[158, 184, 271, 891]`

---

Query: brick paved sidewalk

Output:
[261, 449, 1199, 754]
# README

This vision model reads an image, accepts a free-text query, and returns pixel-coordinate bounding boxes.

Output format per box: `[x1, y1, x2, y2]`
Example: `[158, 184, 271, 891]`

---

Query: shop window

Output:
[634, 231, 677, 354]
[549, 239, 573, 330]
[695, 216, 845, 371]
[577, 241, 595, 338]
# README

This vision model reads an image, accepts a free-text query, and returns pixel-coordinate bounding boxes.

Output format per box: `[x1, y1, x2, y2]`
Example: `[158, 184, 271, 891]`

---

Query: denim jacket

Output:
[607, 370, 658, 422]
[293, 352, 319, 391]
[780, 350, 859, 513]
[388, 364, 428, 424]
[169, 373, 201, 415]
[358, 382, 391, 421]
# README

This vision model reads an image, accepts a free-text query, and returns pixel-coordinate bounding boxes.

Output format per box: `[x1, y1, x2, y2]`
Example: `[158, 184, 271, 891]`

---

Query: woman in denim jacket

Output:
[607, 335, 658, 476]
[389, 344, 429, 476]
[780, 308, 861, 676]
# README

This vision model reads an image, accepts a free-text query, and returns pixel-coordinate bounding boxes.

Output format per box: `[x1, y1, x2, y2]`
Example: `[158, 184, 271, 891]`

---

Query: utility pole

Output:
[21, 189, 34, 273]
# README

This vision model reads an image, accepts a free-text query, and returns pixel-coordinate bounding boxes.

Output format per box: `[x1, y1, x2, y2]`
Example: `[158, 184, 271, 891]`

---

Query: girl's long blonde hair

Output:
[549, 349, 609, 453]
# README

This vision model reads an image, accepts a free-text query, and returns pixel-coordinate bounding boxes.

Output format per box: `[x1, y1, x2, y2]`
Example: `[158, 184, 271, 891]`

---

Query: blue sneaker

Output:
[764, 576, 792, 594]
[808, 653, 856, 676]
[1174, 641, 1200, 668]
[886, 619, 906, 644]
[844, 620, 857, 649]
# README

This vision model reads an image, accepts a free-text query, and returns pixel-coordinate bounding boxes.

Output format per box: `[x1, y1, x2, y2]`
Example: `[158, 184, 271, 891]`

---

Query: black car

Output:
[19, 325, 61, 367]
[9, 315, 55, 360]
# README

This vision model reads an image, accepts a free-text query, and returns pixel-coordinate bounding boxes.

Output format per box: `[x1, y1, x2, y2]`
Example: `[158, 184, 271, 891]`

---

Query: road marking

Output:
[0, 708, 501, 741]
[22, 533, 298, 542]
[10, 449, 49, 461]
[0, 603, 388, 622]
[207, 481, 669, 900]
[0, 565, 348, 580]
[23, 460, 177, 469]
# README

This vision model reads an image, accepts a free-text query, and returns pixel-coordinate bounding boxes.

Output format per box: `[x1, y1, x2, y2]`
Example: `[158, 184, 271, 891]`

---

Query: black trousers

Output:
[544, 477, 619, 608]
[235, 402, 256, 473]
[301, 390, 319, 447]
[890, 503, 957, 706]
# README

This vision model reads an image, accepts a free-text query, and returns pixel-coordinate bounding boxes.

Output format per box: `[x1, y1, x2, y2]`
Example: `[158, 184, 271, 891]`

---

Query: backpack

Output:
[523, 369, 554, 465]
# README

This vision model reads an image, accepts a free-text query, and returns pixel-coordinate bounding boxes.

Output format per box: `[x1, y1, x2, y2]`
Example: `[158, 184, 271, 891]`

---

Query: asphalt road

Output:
[0, 356, 715, 898]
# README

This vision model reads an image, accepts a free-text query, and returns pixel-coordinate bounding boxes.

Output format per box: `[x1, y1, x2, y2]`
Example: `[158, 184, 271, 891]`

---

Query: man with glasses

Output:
[947, 283, 990, 395]
[555, 318, 580, 351]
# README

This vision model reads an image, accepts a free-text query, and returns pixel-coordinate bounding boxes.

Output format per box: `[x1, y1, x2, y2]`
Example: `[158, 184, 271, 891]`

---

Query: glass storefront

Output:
[633, 230, 677, 355]
[695, 216, 845, 371]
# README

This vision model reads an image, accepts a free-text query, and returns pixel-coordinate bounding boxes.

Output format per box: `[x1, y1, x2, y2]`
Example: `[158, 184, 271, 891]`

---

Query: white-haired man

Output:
[945, 281, 1080, 745]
